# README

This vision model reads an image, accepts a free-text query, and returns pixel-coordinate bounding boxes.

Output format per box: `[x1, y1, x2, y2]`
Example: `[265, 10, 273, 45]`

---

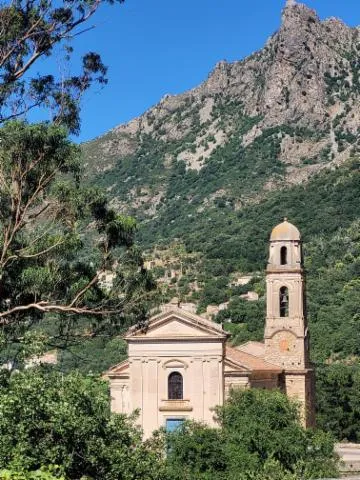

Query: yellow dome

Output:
[270, 219, 300, 241]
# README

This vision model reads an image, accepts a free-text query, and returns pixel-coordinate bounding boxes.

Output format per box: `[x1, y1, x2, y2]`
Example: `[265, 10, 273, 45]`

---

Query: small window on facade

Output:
[280, 246, 287, 265]
[168, 372, 183, 400]
[279, 286, 289, 317]
[166, 418, 184, 433]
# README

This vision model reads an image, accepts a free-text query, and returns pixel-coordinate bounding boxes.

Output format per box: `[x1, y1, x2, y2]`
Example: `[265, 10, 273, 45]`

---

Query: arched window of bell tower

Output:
[279, 286, 289, 317]
[280, 246, 288, 265]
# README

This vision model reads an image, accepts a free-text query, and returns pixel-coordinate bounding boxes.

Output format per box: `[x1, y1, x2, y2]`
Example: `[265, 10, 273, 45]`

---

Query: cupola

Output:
[270, 218, 301, 242]
[268, 218, 302, 270]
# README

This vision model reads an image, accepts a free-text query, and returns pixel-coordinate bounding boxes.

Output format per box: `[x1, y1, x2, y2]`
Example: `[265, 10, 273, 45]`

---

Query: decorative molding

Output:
[159, 400, 193, 412]
[265, 328, 304, 339]
[127, 336, 227, 344]
[266, 268, 303, 274]
[284, 369, 314, 375]
[162, 359, 189, 370]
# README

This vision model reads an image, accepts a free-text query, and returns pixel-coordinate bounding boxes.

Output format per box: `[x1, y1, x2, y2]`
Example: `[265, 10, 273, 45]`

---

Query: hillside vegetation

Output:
[79, 1, 360, 437]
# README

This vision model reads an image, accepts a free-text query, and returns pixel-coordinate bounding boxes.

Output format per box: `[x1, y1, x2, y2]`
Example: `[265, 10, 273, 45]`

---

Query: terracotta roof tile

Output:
[234, 341, 265, 358]
[226, 345, 282, 372]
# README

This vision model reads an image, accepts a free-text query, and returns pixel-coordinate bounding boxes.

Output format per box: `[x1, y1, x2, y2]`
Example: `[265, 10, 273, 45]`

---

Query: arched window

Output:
[168, 372, 183, 400]
[279, 287, 289, 317]
[280, 246, 288, 265]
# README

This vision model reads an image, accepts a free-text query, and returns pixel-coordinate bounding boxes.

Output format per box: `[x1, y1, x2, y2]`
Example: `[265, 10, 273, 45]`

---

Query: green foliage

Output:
[0, 370, 340, 480]
[197, 276, 229, 310]
[166, 423, 227, 480]
[218, 298, 266, 344]
[316, 363, 360, 441]
[305, 219, 360, 362]
[0, 121, 156, 359]
[166, 389, 339, 480]
[0, 369, 166, 480]
[0, 0, 124, 133]
[58, 337, 128, 374]
[0, 467, 64, 480]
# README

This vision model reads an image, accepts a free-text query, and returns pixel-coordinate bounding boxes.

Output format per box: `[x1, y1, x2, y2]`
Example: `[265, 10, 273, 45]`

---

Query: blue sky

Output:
[49, 0, 360, 142]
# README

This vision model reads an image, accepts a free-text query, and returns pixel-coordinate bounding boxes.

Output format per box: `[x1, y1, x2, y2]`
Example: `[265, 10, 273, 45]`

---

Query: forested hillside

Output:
[81, 1, 360, 370]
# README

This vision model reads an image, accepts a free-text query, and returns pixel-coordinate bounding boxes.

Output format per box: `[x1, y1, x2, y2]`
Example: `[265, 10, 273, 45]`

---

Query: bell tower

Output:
[264, 218, 315, 427]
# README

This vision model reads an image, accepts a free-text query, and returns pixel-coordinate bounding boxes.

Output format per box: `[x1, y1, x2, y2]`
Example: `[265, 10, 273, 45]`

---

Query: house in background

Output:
[104, 219, 315, 438]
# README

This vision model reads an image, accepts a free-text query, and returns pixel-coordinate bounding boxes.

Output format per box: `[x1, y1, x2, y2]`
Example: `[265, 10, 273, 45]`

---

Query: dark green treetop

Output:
[0, 120, 156, 355]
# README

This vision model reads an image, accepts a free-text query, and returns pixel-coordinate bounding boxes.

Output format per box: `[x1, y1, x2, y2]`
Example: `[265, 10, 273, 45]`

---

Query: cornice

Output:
[126, 308, 226, 338]
[224, 371, 251, 378]
[266, 268, 303, 274]
[126, 336, 227, 344]
[283, 368, 314, 375]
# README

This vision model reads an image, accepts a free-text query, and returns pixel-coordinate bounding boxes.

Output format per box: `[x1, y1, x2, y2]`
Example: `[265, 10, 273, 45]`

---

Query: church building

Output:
[104, 219, 315, 438]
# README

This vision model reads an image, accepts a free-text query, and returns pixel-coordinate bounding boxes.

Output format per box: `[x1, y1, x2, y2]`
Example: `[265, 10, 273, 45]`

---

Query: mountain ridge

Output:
[83, 0, 360, 213]
[80, 1, 360, 366]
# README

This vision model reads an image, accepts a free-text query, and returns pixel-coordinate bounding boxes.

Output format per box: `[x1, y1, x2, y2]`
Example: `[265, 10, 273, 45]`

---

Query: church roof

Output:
[270, 218, 301, 241]
[103, 343, 282, 379]
[225, 345, 282, 372]
[234, 341, 265, 358]
[125, 307, 229, 340]
[103, 359, 129, 378]
[104, 309, 282, 378]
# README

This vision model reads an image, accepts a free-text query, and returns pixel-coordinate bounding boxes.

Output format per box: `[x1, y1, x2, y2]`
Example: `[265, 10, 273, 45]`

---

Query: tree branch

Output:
[0, 302, 121, 324]
[18, 239, 65, 259]
[69, 273, 100, 307]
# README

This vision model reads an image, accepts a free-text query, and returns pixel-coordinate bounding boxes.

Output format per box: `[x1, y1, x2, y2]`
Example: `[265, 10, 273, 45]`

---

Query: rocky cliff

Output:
[83, 0, 360, 212]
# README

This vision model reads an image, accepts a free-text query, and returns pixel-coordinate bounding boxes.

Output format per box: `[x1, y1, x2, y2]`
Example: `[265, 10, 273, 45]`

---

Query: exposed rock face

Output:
[192, 1, 358, 133]
[82, 1, 360, 215]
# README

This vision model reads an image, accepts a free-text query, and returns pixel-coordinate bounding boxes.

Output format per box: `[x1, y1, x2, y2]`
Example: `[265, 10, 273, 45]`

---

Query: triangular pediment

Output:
[125, 308, 228, 340]
[224, 358, 251, 373]
[103, 359, 129, 378]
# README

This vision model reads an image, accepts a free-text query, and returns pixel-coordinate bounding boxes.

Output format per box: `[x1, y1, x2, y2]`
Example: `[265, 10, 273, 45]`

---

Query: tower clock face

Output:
[273, 331, 297, 355]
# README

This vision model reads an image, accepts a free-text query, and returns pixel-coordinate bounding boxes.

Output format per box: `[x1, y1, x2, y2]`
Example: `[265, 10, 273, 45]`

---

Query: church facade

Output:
[105, 220, 315, 438]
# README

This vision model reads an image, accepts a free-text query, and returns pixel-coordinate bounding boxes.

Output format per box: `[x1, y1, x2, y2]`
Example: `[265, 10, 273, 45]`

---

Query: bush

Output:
[0, 369, 165, 480]
[166, 389, 339, 480]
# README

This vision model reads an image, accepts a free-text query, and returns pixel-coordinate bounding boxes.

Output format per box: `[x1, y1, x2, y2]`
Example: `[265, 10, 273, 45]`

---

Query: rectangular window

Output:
[166, 418, 184, 433]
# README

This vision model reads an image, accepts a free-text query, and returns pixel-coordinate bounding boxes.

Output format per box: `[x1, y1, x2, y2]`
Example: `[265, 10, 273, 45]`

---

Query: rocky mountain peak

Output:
[83, 1, 360, 219]
[281, 0, 319, 36]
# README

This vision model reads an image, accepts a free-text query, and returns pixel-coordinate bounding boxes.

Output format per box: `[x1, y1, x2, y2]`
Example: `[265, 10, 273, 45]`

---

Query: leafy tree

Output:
[218, 389, 337, 479]
[0, 0, 157, 357]
[316, 363, 360, 441]
[166, 389, 339, 480]
[0, 0, 125, 133]
[216, 297, 265, 343]
[0, 368, 166, 480]
[0, 121, 155, 356]
[165, 422, 228, 480]
[57, 336, 128, 374]
[0, 467, 64, 480]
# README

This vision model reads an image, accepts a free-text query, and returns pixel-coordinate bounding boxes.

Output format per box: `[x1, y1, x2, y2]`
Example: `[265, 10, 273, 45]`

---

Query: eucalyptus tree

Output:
[0, 0, 157, 356]
[0, 0, 124, 133]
